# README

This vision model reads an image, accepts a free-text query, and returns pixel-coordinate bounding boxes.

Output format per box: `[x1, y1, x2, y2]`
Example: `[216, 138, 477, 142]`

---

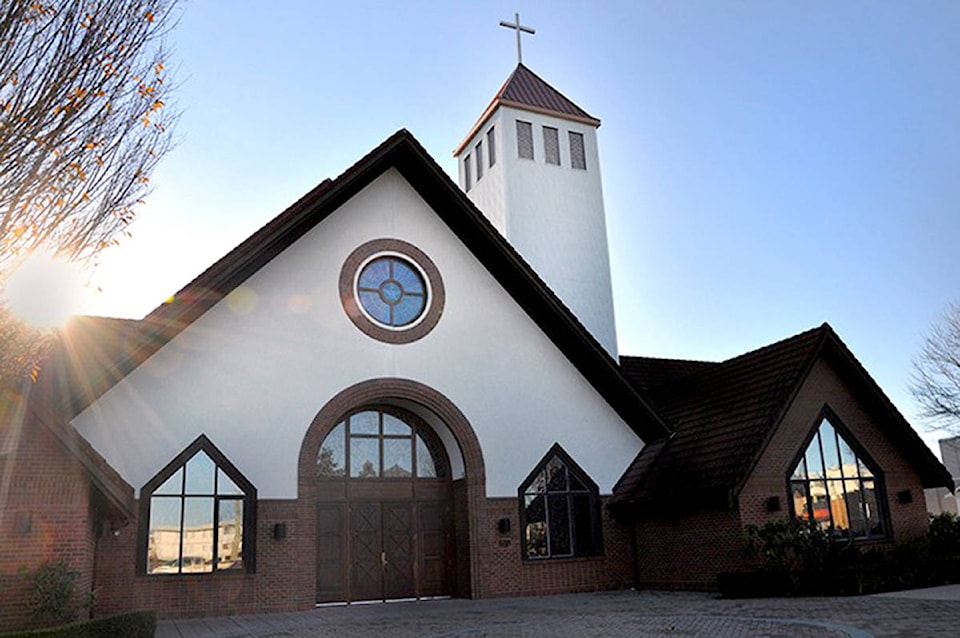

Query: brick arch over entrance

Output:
[297, 378, 486, 599]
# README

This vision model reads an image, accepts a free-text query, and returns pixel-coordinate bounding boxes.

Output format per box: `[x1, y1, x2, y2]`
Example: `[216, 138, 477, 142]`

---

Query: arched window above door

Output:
[316, 408, 448, 480]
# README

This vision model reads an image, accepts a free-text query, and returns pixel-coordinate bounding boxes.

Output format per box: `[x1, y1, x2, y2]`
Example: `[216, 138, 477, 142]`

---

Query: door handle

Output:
[381, 551, 388, 567]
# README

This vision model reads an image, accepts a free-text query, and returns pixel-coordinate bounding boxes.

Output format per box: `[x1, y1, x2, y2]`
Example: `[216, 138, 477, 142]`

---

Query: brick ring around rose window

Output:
[339, 239, 445, 344]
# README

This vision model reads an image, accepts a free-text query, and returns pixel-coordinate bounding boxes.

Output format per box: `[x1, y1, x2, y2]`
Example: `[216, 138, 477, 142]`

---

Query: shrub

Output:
[0, 610, 155, 638]
[928, 512, 960, 558]
[18, 560, 92, 626]
[742, 519, 859, 572]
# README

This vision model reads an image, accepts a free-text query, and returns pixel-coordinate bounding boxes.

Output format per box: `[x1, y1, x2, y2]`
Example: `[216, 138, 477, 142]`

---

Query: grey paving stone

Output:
[158, 589, 960, 638]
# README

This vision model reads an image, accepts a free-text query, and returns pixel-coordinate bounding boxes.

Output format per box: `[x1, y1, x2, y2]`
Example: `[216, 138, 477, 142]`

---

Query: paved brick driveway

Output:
[157, 587, 960, 637]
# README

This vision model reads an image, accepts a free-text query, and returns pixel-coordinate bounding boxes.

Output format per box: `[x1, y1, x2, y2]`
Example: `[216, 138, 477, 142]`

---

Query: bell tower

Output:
[454, 56, 619, 358]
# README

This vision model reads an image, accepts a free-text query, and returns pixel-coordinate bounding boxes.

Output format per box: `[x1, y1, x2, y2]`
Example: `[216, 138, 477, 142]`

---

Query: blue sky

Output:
[87, 1, 960, 453]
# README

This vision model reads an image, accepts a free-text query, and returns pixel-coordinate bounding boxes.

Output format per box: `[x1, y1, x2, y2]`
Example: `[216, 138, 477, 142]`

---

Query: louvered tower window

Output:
[516, 120, 534, 160]
[487, 126, 496, 167]
[569, 132, 586, 170]
[543, 126, 560, 166]
[476, 141, 483, 181]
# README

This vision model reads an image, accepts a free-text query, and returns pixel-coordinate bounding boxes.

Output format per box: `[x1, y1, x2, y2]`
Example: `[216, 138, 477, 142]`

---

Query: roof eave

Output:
[26, 385, 136, 520]
[453, 98, 601, 158]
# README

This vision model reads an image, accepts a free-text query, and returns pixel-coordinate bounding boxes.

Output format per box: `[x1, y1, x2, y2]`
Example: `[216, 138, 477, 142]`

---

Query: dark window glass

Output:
[145, 438, 254, 575]
[487, 126, 496, 167]
[543, 126, 560, 165]
[571, 493, 596, 556]
[356, 257, 427, 328]
[519, 446, 601, 560]
[350, 437, 380, 479]
[524, 494, 547, 558]
[569, 131, 586, 170]
[416, 434, 437, 478]
[154, 468, 183, 495]
[464, 154, 472, 191]
[383, 438, 413, 478]
[317, 408, 446, 481]
[217, 499, 244, 570]
[789, 417, 886, 539]
[350, 411, 379, 435]
[476, 141, 483, 181]
[316, 422, 346, 477]
[517, 120, 534, 160]
[547, 494, 572, 556]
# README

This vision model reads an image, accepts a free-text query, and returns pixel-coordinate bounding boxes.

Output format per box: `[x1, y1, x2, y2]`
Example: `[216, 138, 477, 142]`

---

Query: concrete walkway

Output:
[157, 587, 960, 637]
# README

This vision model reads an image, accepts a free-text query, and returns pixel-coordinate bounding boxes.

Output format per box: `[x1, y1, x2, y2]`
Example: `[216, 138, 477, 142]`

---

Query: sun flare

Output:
[2, 254, 88, 329]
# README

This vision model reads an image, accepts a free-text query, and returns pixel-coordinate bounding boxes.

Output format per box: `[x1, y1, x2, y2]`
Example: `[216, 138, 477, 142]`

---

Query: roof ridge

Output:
[620, 354, 718, 365]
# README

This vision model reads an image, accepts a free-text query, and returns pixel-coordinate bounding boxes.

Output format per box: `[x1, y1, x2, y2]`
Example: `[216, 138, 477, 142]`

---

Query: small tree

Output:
[0, 0, 179, 382]
[910, 303, 960, 433]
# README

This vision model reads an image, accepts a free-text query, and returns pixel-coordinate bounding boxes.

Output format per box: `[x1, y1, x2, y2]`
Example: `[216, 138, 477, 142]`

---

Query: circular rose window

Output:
[340, 239, 444, 344]
[356, 256, 427, 327]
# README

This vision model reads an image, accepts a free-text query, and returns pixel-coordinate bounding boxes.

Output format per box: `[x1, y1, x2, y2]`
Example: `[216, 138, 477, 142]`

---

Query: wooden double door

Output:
[316, 487, 452, 602]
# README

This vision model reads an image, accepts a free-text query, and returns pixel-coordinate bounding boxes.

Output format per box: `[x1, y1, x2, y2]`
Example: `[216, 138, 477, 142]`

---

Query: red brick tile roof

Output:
[612, 324, 953, 513]
[499, 64, 599, 123]
[454, 64, 600, 156]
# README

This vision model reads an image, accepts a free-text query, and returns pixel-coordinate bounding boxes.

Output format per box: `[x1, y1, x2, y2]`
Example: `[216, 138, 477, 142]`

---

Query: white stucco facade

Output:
[71, 169, 643, 500]
[457, 105, 619, 359]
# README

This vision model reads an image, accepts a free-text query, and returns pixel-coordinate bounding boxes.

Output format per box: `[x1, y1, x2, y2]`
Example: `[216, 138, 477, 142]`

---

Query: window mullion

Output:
[815, 433, 835, 530]
[212, 497, 220, 571]
[544, 489, 552, 558]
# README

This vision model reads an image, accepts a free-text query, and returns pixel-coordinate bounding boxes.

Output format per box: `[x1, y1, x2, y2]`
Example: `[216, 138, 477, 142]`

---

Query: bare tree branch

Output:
[910, 303, 960, 433]
[0, 0, 180, 383]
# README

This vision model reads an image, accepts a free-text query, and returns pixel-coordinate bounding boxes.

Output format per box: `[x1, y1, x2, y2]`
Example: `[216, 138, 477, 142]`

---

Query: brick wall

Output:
[0, 413, 97, 632]
[740, 358, 930, 542]
[93, 499, 312, 620]
[633, 509, 744, 590]
[476, 496, 634, 598]
[91, 493, 634, 620]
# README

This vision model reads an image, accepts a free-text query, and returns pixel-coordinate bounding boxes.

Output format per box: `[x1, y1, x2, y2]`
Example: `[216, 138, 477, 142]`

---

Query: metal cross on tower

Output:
[499, 12, 535, 64]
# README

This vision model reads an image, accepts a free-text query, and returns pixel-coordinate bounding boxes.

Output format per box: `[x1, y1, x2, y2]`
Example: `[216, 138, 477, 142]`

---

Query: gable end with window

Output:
[519, 443, 602, 560]
[139, 435, 257, 575]
[788, 409, 888, 540]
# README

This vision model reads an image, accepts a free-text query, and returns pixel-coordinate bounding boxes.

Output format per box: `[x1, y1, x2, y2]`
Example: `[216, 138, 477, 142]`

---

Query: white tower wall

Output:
[457, 104, 619, 358]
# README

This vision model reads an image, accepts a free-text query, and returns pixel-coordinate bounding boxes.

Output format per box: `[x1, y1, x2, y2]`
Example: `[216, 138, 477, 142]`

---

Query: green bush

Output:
[17, 560, 93, 626]
[928, 512, 960, 558]
[742, 519, 859, 572]
[724, 515, 960, 598]
[0, 610, 156, 638]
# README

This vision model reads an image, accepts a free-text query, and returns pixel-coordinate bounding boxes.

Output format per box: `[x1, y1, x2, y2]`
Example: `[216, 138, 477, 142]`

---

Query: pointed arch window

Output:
[789, 415, 887, 539]
[519, 444, 602, 560]
[140, 435, 256, 575]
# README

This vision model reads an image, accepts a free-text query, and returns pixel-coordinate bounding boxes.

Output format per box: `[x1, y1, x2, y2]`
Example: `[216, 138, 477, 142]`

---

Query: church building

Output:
[0, 57, 952, 628]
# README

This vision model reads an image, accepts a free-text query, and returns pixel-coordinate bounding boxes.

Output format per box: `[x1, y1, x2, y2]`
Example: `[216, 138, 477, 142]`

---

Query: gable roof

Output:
[454, 64, 601, 156]
[612, 323, 953, 513]
[51, 129, 670, 444]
